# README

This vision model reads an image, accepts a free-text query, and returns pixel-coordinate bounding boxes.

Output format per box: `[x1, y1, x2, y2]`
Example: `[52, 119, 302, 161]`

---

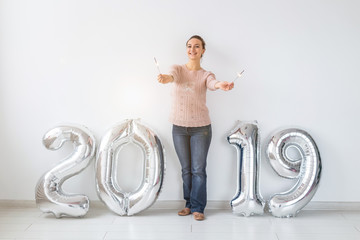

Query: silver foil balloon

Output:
[266, 128, 322, 217]
[95, 119, 165, 216]
[35, 125, 96, 218]
[227, 121, 265, 216]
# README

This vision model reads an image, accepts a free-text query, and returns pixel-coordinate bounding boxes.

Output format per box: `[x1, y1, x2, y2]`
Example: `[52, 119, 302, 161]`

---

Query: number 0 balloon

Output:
[95, 119, 165, 216]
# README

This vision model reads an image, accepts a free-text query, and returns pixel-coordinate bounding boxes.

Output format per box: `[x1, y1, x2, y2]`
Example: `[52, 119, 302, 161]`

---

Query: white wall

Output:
[1, 0, 359, 203]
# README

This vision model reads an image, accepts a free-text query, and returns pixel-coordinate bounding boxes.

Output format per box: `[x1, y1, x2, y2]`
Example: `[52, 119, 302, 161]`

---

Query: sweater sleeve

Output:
[169, 64, 180, 83]
[205, 72, 219, 91]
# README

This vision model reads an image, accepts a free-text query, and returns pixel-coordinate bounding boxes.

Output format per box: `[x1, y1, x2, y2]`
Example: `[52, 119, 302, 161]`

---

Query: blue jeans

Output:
[172, 124, 212, 213]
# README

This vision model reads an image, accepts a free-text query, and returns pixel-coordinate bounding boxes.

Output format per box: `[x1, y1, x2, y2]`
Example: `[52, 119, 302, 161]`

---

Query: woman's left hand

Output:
[216, 81, 234, 91]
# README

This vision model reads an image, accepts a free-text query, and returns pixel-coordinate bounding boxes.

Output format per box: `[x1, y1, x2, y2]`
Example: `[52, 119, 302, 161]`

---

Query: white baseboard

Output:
[152, 201, 360, 211]
[1, 200, 360, 211]
[302, 201, 360, 211]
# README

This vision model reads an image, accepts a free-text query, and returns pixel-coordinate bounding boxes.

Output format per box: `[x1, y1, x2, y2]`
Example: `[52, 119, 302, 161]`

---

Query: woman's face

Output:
[186, 38, 205, 61]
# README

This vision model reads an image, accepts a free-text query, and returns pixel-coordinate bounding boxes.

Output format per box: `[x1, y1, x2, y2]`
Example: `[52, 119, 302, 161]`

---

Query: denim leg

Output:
[172, 125, 192, 209]
[189, 125, 212, 213]
[172, 124, 212, 213]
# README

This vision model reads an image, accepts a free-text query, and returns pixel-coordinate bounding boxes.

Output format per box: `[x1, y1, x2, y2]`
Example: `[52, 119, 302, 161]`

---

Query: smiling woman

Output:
[186, 35, 206, 60]
[157, 35, 234, 221]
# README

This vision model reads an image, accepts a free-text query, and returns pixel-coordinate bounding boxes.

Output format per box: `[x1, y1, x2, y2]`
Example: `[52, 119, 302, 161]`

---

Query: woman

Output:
[158, 35, 234, 221]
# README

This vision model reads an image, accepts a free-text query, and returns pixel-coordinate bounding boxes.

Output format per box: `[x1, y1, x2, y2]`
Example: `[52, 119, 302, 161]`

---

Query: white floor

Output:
[1, 206, 360, 240]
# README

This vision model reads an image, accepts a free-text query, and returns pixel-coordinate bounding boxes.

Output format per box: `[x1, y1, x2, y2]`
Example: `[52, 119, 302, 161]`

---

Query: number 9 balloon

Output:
[266, 128, 322, 217]
[35, 125, 96, 218]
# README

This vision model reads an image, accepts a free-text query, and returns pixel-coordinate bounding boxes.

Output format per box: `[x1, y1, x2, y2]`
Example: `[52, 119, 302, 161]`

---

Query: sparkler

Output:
[154, 57, 162, 74]
[233, 70, 245, 82]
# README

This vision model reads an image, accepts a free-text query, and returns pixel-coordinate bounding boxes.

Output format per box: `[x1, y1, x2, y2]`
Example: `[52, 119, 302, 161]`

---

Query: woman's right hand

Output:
[158, 74, 173, 84]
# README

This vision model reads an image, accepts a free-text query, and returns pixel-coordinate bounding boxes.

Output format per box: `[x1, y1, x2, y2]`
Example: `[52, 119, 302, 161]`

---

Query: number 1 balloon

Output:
[266, 128, 322, 217]
[35, 125, 96, 218]
[227, 121, 265, 216]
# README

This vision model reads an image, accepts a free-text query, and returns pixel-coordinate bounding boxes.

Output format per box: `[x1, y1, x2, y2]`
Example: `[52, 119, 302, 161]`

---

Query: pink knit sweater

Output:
[169, 64, 219, 127]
